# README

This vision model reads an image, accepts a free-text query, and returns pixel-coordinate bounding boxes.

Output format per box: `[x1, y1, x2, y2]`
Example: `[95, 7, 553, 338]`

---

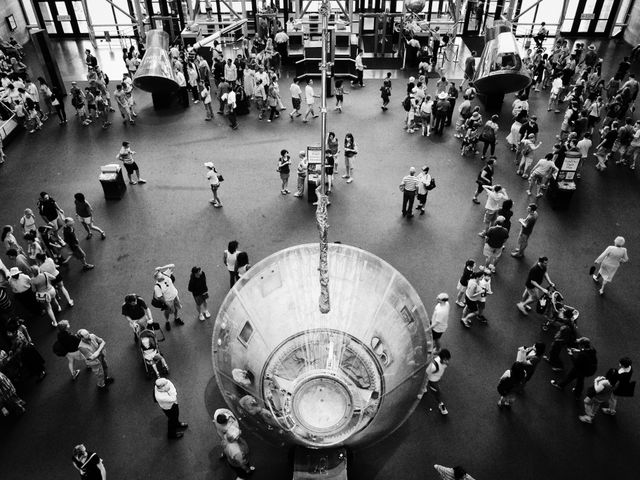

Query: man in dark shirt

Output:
[483, 217, 509, 267]
[122, 294, 153, 340]
[62, 218, 94, 270]
[72, 444, 106, 480]
[551, 337, 598, 397]
[38, 191, 65, 230]
[433, 91, 451, 135]
[519, 116, 539, 142]
[517, 256, 554, 315]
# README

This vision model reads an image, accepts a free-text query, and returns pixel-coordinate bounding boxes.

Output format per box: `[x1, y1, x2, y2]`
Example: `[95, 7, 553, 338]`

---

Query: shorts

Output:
[193, 293, 208, 306]
[79, 216, 92, 224]
[529, 173, 545, 185]
[432, 331, 443, 340]
[417, 193, 427, 204]
[280, 172, 290, 182]
[525, 287, 542, 300]
[123, 162, 138, 175]
[483, 243, 503, 259]
[292, 97, 301, 110]
[164, 296, 182, 314]
[456, 281, 467, 293]
[427, 381, 440, 394]
[483, 209, 498, 225]
[464, 296, 478, 312]
[210, 184, 219, 193]
[336, 94, 344, 102]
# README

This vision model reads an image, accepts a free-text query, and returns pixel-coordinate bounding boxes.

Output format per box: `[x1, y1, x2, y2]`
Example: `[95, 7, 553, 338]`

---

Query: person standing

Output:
[117, 141, 146, 185]
[602, 357, 634, 416]
[154, 378, 188, 439]
[5, 320, 46, 381]
[224, 88, 238, 130]
[352, 48, 366, 87]
[380, 72, 392, 110]
[56, 320, 86, 380]
[37, 191, 65, 230]
[426, 293, 450, 353]
[7, 267, 39, 315]
[592, 236, 629, 295]
[114, 84, 135, 125]
[477, 184, 508, 236]
[543, 313, 579, 372]
[302, 79, 319, 123]
[188, 266, 210, 321]
[153, 264, 183, 329]
[199, 80, 214, 120]
[19, 208, 37, 236]
[460, 271, 484, 328]
[578, 375, 613, 424]
[121, 294, 153, 340]
[482, 217, 509, 267]
[455, 259, 475, 307]
[551, 337, 598, 398]
[293, 151, 308, 198]
[516, 256, 554, 315]
[516, 134, 543, 178]
[74, 193, 105, 240]
[399, 167, 419, 218]
[205, 162, 223, 207]
[289, 78, 303, 119]
[0, 371, 26, 415]
[77, 328, 113, 389]
[30, 265, 60, 327]
[277, 149, 291, 195]
[342, 133, 357, 183]
[527, 154, 558, 198]
[433, 91, 451, 135]
[511, 204, 538, 258]
[471, 158, 494, 204]
[415, 166, 432, 214]
[72, 444, 106, 480]
[461, 52, 476, 91]
[35, 253, 73, 307]
[224, 241, 240, 288]
[418, 349, 451, 415]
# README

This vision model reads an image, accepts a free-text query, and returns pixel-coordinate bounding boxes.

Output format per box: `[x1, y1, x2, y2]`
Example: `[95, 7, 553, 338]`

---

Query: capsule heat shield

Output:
[212, 243, 433, 448]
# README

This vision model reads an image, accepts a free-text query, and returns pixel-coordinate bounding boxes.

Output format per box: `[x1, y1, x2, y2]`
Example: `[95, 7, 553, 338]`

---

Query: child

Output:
[334, 79, 348, 112]
[380, 72, 391, 110]
[95, 91, 111, 129]
[455, 259, 475, 307]
[84, 87, 97, 121]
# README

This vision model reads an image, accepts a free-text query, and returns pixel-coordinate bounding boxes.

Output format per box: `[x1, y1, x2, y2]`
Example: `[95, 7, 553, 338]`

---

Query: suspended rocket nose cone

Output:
[132, 29, 179, 93]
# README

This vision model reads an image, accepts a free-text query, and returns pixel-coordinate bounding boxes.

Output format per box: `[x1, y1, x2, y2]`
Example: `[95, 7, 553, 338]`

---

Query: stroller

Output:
[138, 328, 169, 378]
[537, 286, 580, 331]
[460, 126, 480, 156]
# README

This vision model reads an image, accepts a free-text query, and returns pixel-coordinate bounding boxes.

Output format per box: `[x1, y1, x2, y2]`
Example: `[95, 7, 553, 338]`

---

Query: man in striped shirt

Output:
[400, 167, 420, 218]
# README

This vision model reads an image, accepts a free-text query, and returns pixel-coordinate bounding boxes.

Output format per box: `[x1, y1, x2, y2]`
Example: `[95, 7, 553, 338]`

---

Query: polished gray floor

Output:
[0, 38, 639, 480]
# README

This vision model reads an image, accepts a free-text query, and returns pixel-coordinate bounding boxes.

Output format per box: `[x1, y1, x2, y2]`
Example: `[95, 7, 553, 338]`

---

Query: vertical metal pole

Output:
[320, 1, 327, 196]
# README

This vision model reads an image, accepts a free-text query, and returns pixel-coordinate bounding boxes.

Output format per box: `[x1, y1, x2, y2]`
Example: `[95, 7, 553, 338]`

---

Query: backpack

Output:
[52, 340, 68, 357]
[426, 176, 436, 191]
[480, 124, 495, 143]
[402, 96, 412, 112]
[104, 73, 110, 85]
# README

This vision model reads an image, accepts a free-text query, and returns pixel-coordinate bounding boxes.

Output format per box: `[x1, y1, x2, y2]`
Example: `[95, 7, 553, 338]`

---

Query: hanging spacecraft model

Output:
[211, 243, 433, 448]
[473, 20, 532, 96]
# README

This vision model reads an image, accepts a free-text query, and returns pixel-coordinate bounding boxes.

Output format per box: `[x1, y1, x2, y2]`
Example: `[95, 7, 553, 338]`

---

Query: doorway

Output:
[561, 0, 621, 36]
[35, 0, 90, 37]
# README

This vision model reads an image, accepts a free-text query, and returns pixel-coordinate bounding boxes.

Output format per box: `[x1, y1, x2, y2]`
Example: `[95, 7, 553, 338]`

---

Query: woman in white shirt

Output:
[224, 241, 241, 288]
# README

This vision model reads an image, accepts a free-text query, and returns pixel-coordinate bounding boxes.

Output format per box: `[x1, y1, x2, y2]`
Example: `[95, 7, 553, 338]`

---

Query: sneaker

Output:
[346, 178, 353, 183]
[293, 193, 302, 197]
[511, 251, 524, 258]
[526, 190, 531, 196]
[101, 232, 106, 240]
[72, 369, 80, 380]
[198, 313, 205, 321]
[601, 408, 615, 416]
[550, 380, 563, 390]
[82, 264, 95, 271]
[86, 233, 93, 239]
[438, 403, 448, 415]
[578, 415, 592, 424]
[68, 299, 75, 307]
[105, 377, 115, 385]
[342, 174, 349, 178]
[460, 319, 471, 329]
[455, 300, 465, 308]
[516, 302, 528, 315]
[213, 203, 223, 208]
[551, 366, 563, 372]
[138, 179, 147, 184]
[204, 310, 211, 318]
[175, 317, 184, 326]
[130, 181, 138, 185]
[472, 198, 480, 204]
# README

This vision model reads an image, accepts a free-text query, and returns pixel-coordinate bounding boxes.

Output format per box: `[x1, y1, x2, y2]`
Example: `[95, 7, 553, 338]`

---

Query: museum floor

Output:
[0, 38, 639, 480]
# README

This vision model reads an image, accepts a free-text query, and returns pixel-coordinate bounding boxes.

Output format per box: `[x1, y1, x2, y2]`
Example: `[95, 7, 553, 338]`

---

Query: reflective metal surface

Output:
[404, 0, 427, 14]
[133, 29, 179, 93]
[473, 21, 532, 95]
[212, 243, 433, 448]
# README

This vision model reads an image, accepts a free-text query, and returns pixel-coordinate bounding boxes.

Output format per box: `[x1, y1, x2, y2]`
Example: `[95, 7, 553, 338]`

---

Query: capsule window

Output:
[238, 321, 254, 346]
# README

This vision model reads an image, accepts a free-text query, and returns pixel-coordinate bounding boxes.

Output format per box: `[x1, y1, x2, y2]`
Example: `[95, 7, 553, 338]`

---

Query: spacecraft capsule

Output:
[212, 243, 433, 448]
[133, 29, 179, 94]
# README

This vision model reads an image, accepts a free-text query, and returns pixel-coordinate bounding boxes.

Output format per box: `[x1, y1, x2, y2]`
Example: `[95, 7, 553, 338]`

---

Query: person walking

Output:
[433, 91, 451, 135]
[35, 252, 73, 307]
[399, 167, 420, 218]
[7, 267, 39, 315]
[72, 444, 106, 480]
[62, 218, 95, 270]
[591, 236, 629, 295]
[551, 337, 598, 397]
[117, 141, 146, 185]
[418, 349, 451, 415]
[293, 151, 307, 198]
[121, 294, 153, 340]
[352, 48, 366, 87]
[30, 265, 60, 326]
[516, 256, 554, 315]
[471, 158, 494, 204]
[154, 377, 188, 439]
[477, 184, 508, 236]
[543, 313, 579, 371]
[73, 193, 105, 240]
[482, 217, 509, 267]
[204, 162, 223, 207]
[342, 133, 357, 183]
[511, 204, 538, 258]
[460, 271, 484, 328]
[289, 78, 303, 119]
[426, 293, 449, 353]
[188, 266, 210, 321]
[199, 80, 214, 120]
[19, 208, 37, 236]
[461, 52, 476, 91]
[224, 241, 241, 288]
[224, 88, 238, 130]
[277, 149, 291, 195]
[37, 191, 65, 230]
[602, 357, 634, 416]
[0, 371, 26, 415]
[153, 264, 183, 329]
[302, 78, 319, 123]
[77, 328, 113, 389]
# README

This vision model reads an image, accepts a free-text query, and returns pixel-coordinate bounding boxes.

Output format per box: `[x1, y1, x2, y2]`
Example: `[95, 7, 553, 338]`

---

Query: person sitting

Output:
[139, 330, 168, 377]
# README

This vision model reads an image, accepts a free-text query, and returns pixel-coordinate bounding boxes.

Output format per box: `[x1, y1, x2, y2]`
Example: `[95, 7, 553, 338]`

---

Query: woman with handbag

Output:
[188, 266, 210, 321]
[342, 133, 358, 184]
[592, 236, 629, 295]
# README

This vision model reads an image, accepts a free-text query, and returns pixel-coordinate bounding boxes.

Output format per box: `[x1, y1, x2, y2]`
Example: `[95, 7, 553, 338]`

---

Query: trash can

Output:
[99, 164, 127, 200]
[547, 179, 576, 210]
